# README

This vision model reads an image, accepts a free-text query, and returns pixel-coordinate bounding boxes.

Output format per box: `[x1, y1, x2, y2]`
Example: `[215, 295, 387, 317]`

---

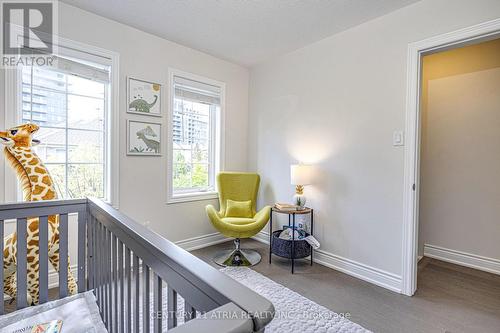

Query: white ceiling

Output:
[61, 0, 420, 67]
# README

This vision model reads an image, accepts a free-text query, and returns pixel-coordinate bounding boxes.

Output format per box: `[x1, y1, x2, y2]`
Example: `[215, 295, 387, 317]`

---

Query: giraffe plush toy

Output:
[1, 123, 77, 305]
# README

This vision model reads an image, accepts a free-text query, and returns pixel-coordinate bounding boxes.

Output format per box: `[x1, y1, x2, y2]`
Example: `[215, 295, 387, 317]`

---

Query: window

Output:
[168, 72, 224, 202]
[17, 53, 114, 201]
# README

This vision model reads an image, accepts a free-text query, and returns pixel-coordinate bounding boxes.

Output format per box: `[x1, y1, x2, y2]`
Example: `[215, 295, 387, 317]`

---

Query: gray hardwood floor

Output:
[191, 239, 500, 333]
[3, 239, 499, 332]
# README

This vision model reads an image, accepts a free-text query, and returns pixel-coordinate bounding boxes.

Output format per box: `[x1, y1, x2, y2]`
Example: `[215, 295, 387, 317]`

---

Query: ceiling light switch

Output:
[393, 131, 404, 146]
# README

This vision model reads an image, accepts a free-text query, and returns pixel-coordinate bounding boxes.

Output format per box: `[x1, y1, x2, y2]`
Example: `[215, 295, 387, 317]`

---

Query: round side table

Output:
[269, 206, 314, 273]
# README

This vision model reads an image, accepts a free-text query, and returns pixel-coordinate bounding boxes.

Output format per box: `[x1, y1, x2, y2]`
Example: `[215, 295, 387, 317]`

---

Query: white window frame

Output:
[3, 36, 120, 207]
[167, 69, 225, 204]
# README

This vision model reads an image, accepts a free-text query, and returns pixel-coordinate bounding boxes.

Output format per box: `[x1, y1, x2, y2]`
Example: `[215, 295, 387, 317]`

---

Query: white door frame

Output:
[401, 18, 500, 296]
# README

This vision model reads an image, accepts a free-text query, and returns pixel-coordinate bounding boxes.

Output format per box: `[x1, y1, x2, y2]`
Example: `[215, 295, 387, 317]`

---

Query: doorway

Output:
[401, 18, 500, 296]
[418, 38, 500, 268]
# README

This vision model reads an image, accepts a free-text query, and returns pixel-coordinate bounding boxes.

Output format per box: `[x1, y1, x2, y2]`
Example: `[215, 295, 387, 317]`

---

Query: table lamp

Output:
[290, 164, 312, 209]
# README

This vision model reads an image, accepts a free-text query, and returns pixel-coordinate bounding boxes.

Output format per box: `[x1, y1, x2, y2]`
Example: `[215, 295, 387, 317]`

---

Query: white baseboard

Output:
[175, 232, 231, 251]
[48, 265, 78, 289]
[253, 231, 402, 293]
[424, 244, 500, 275]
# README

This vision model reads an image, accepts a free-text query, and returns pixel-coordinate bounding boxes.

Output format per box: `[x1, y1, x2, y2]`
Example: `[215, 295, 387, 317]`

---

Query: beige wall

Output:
[248, 0, 500, 283]
[419, 40, 500, 259]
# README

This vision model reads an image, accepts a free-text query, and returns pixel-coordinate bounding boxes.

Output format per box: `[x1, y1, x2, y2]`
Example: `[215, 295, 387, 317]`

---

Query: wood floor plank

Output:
[4, 239, 500, 333]
[191, 239, 500, 333]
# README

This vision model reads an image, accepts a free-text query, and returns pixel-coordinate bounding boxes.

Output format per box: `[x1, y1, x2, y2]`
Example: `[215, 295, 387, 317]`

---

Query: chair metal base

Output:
[214, 249, 261, 267]
[213, 238, 261, 267]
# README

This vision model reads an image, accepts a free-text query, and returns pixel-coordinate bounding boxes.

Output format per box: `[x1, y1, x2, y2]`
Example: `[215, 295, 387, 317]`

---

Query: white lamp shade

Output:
[290, 164, 313, 185]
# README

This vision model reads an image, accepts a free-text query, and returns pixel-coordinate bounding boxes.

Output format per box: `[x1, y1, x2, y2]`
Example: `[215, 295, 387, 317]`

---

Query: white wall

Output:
[0, 2, 250, 244]
[420, 68, 500, 260]
[248, 0, 500, 287]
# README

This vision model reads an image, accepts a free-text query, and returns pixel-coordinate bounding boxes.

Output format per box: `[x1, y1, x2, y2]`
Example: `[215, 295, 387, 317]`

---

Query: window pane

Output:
[172, 83, 216, 195]
[32, 67, 66, 91]
[192, 163, 209, 188]
[20, 60, 109, 201]
[22, 85, 66, 128]
[192, 146, 208, 163]
[68, 129, 103, 163]
[173, 148, 191, 165]
[22, 67, 31, 85]
[68, 163, 104, 199]
[68, 95, 104, 130]
[33, 127, 66, 163]
[173, 163, 191, 190]
[45, 164, 66, 198]
[68, 75, 105, 99]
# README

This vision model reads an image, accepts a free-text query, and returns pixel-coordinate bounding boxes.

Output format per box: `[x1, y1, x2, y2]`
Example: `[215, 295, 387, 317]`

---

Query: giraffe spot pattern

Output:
[42, 190, 55, 200]
[33, 185, 45, 195]
[3, 142, 77, 305]
[34, 166, 46, 174]
[41, 175, 51, 186]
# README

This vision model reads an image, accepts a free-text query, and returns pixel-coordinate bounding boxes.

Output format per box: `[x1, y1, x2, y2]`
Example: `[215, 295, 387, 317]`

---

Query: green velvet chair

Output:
[206, 172, 271, 266]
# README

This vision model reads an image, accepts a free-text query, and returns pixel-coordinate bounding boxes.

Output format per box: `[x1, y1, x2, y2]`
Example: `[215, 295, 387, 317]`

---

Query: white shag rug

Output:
[221, 267, 370, 333]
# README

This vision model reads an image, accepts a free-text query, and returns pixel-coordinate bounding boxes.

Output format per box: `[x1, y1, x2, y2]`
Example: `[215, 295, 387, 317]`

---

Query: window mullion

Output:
[30, 66, 33, 123]
[65, 74, 69, 199]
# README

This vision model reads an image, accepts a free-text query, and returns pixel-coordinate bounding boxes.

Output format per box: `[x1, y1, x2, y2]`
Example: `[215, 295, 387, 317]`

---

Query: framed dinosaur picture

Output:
[127, 120, 162, 156]
[127, 77, 162, 117]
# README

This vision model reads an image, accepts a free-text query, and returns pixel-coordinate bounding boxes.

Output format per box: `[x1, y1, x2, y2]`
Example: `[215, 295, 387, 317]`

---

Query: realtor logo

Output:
[1, 0, 57, 67]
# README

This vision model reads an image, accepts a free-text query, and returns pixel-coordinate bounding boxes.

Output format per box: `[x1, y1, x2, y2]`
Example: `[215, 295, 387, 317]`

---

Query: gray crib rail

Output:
[0, 199, 87, 312]
[0, 198, 274, 332]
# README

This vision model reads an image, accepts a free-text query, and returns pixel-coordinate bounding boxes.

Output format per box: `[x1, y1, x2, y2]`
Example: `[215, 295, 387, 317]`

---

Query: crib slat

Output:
[77, 209, 86, 292]
[59, 213, 68, 298]
[87, 212, 94, 290]
[107, 229, 113, 333]
[134, 255, 140, 333]
[0, 219, 4, 315]
[96, 220, 103, 314]
[125, 247, 131, 332]
[153, 273, 162, 333]
[113, 235, 118, 333]
[184, 301, 195, 322]
[103, 227, 109, 326]
[167, 286, 177, 329]
[102, 224, 107, 321]
[143, 262, 150, 333]
[39, 215, 49, 304]
[16, 217, 28, 309]
[118, 240, 124, 333]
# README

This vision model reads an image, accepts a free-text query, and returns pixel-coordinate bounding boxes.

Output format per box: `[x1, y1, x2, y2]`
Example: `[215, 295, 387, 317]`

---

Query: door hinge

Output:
[412, 183, 416, 191]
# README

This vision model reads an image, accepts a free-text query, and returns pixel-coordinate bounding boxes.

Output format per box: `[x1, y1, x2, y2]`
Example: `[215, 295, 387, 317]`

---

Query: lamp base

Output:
[293, 193, 307, 209]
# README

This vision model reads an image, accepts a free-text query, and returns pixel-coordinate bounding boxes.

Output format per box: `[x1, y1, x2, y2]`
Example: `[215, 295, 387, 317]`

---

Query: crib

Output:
[0, 198, 274, 332]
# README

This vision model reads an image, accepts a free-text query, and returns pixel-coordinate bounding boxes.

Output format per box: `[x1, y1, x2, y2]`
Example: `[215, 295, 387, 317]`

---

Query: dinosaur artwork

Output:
[129, 94, 158, 114]
[0, 123, 78, 305]
[136, 126, 160, 153]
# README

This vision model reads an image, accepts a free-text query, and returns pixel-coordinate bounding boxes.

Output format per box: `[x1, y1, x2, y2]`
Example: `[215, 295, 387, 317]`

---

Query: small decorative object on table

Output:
[290, 164, 313, 209]
[269, 204, 316, 273]
[274, 202, 299, 212]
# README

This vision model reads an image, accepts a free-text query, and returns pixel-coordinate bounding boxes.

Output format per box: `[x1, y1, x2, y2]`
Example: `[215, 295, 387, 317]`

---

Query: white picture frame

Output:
[127, 77, 162, 117]
[127, 120, 162, 156]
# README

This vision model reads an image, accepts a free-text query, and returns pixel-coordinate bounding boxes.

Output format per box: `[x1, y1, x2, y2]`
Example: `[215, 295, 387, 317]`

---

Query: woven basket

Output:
[271, 230, 311, 259]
